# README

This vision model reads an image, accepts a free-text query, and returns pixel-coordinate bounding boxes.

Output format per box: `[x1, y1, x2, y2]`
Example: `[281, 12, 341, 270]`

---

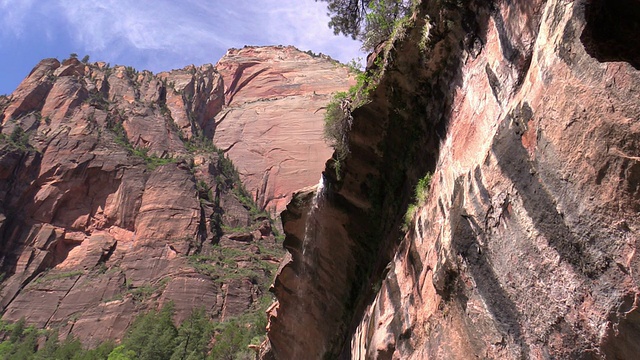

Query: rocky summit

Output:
[214, 46, 356, 215]
[0, 46, 354, 348]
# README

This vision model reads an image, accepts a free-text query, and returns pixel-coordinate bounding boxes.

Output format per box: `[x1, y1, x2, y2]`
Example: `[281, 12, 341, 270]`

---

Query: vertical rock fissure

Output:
[289, 176, 326, 359]
[43, 273, 83, 329]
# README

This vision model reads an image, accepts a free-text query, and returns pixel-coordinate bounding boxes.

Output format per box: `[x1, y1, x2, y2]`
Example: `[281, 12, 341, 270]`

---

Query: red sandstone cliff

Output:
[265, 0, 640, 359]
[214, 46, 356, 214]
[0, 46, 351, 346]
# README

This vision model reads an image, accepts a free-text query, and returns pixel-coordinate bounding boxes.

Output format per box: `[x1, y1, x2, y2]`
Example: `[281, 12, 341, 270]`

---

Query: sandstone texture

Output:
[265, 0, 640, 359]
[0, 50, 334, 344]
[214, 46, 356, 215]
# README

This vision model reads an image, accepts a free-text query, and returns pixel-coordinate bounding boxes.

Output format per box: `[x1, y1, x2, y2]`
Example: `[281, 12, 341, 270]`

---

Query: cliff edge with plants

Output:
[264, 0, 640, 358]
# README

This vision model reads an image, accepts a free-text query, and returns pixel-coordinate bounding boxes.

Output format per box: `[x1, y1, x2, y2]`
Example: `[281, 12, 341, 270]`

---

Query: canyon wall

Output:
[0, 46, 351, 346]
[214, 46, 356, 214]
[265, 0, 640, 359]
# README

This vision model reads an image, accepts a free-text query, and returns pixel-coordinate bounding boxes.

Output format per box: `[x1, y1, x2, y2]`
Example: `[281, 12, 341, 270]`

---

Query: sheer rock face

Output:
[213, 46, 356, 215]
[0, 51, 321, 345]
[266, 0, 640, 359]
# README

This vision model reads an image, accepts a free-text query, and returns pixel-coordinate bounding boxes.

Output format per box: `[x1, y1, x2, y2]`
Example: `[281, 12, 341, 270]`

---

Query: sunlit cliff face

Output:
[263, 0, 640, 359]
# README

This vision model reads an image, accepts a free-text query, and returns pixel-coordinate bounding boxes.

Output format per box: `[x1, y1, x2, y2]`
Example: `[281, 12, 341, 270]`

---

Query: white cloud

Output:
[0, 0, 364, 72]
[244, 0, 366, 63]
[0, 0, 38, 37]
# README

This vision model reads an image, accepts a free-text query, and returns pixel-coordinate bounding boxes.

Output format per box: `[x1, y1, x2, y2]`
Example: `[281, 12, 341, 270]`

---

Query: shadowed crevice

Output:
[580, 0, 640, 69]
[600, 294, 640, 359]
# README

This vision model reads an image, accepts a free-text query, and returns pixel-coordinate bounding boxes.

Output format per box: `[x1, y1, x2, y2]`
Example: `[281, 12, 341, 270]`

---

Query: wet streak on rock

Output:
[485, 64, 502, 103]
[0, 150, 44, 275]
[492, 104, 610, 278]
[453, 214, 530, 358]
[333, 2, 492, 357]
[269, 1, 488, 356]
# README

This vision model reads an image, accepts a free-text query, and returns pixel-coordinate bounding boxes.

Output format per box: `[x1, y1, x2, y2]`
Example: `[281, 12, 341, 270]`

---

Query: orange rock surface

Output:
[214, 46, 356, 214]
[0, 46, 349, 345]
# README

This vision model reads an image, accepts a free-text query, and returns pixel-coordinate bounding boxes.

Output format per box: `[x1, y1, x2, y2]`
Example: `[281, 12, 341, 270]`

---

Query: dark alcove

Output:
[580, 0, 640, 69]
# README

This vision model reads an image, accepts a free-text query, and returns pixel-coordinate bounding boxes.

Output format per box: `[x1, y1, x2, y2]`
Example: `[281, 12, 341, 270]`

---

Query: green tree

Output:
[171, 308, 214, 360]
[107, 345, 136, 360]
[318, 0, 372, 39]
[8, 126, 29, 149]
[0, 342, 14, 359]
[208, 319, 248, 360]
[56, 335, 83, 359]
[8, 318, 26, 344]
[120, 304, 178, 360]
[8, 325, 38, 359]
[77, 341, 115, 360]
[361, 0, 412, 50]
[317, 0, 412, 49]
[33, 329, 60, 360]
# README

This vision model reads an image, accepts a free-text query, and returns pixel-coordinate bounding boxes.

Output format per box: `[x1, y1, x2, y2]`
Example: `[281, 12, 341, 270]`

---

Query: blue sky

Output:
[0, 0, 365, 95]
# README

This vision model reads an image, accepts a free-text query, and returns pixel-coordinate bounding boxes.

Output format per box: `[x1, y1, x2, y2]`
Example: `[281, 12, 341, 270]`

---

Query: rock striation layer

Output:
[214, 46, 356, 215]
[0, 46, 350, 346]
[265, 0, 640, 359]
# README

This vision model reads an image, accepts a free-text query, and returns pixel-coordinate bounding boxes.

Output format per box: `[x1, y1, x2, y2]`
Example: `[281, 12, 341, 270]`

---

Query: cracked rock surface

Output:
[0, 46, 347, 346]
[214, 46, 356, 215]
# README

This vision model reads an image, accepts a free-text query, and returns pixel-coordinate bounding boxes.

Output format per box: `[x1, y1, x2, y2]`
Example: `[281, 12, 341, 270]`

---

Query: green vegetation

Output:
[318, 0, 413, 50]
[188, 244, 279, 289]
[323, 58, 380, 177]
[303, 49, 323, 58]
[126, 285, 156, 302]
[403, 172, 432, 231]
[107, 116, 175, 170]
[132, 147, 176, 170]
[125, 66, 138, 79]
[208, 305, 268, 360]
[31, 270, 84, 285]
[124, 277, 172, 302]
[119, 304, 178, 360]
[86, 91, 110, 110]
[171, 308, 214, 360]
[323, 91, 352, 169]
[0, 319, 115, 360]
[361, 0, 413, 51]
[185, 134, 267, 220]
[0, 125, 32, 151]
[0, 301, 271, 359]
[418, 15, 433, 52]
[345, 57, 364, 73]
[322, 1, 418, 179]
[184, 134, 220, 154]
